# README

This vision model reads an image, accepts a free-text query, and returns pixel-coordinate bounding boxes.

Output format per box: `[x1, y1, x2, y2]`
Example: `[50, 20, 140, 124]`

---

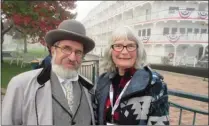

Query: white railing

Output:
[147, 55, 165, 64]
[158, 9, 208, 20]
[89, 1, 148, 27]
[89, 6, 208, 28]
[91, 32, 208, 44]
[175, 56, 197, 67]
[139, 33, 208, 43]
[147, 55, 206, 68]
[124, 9, 208, 25]
[88, 9, 208, 33]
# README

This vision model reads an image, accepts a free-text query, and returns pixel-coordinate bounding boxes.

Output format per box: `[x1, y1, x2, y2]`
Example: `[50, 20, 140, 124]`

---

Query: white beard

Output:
[51, 52, 78, 79]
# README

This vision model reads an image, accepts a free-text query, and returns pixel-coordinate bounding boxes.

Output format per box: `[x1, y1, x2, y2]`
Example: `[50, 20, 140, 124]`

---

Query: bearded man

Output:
[2, 19, 96, 125]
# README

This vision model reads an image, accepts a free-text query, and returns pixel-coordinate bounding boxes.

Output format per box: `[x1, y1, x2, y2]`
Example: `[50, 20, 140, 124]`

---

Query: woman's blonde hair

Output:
[100, 26, 147, 73]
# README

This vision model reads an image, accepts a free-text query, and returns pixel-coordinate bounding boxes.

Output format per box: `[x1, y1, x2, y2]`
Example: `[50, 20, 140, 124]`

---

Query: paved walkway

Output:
[155, 70, 208, 125]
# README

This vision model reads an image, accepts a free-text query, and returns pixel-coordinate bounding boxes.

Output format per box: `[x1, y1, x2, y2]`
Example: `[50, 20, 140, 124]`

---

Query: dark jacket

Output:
[35, 55, 52, 69]
[92, 66, 169, 125]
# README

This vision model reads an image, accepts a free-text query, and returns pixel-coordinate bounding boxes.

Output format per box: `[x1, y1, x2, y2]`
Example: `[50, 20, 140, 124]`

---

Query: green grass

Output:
[2, 48, 49, 89]
[27, 48, 49, 57]
[1, 51, 97, 89]
[1, 60, 31, 89]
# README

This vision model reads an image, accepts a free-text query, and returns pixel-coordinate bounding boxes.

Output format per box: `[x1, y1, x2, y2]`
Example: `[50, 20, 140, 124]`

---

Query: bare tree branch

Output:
[2, 22, 14, 35]
[14, 26, 24, 34]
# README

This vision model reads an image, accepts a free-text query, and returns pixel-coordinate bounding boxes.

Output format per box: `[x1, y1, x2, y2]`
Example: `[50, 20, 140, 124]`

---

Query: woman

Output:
[92, 26, 169, 125]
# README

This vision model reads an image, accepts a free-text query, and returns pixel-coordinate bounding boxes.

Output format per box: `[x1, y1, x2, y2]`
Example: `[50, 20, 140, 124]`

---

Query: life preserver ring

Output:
[168, 53, 174, 59]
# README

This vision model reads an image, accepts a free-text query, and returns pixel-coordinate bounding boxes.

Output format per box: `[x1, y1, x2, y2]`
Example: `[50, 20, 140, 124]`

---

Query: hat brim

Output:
[45, 29, 95, 54]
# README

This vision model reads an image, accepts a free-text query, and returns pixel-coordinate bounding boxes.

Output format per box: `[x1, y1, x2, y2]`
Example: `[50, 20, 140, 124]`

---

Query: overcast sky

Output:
[75, 1, 102, 21]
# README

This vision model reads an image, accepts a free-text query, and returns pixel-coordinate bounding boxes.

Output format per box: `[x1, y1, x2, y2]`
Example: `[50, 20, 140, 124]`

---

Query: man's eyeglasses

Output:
[54, 45, 83, 57]
[111, 44, 138, 52]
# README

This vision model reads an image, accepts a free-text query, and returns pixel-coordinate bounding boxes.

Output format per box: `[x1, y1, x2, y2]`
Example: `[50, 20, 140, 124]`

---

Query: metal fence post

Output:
[95, 60, 99, 82]
[92, 63, 95, 84]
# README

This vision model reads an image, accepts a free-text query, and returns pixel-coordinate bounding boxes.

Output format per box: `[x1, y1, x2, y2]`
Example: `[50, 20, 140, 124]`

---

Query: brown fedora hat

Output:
[45, 19, 95, 54]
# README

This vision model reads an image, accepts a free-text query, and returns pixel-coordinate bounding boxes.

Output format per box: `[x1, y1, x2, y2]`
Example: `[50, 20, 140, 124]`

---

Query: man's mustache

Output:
[67, 58, 77, 65]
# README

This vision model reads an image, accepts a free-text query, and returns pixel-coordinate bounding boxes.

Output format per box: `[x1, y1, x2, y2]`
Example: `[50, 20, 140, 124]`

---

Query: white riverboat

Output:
[82, 1, 208, 68]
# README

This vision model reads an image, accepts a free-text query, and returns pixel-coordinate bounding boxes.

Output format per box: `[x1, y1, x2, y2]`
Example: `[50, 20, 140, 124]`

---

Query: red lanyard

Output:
[109, 80, 131, 122]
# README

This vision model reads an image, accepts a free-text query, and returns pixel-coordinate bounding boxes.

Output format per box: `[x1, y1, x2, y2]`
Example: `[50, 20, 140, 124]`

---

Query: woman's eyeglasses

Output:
[111, 44, 138, 52]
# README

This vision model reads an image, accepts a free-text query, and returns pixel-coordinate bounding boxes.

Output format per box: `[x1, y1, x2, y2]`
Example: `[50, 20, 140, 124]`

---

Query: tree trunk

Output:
[1, 20, 14, 63]
[23, 34, 27, 53]
[1, 41, 3, 63]
[1, 33, 4, 63]
[1, 20, 3, 63]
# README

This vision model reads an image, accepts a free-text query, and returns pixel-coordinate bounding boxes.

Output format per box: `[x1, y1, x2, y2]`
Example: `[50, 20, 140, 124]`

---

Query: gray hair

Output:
[100, 26, 147, 73]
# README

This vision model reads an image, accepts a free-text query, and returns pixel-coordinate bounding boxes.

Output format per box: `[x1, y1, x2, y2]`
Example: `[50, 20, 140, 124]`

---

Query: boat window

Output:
[138, 30, 141, 37]
[147, 28, 151, 36]
[163, 27, 169, 35]
[187, 28, 193, 34]
[194, 28, 199, 34]
[172, 28, 178, 34]
[180, 28, 186, 34]
[142, 29, 146, 36]
[186, 8, 195, 11]
[201, 29, 207, 34]
[169, 7, 179, 14]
